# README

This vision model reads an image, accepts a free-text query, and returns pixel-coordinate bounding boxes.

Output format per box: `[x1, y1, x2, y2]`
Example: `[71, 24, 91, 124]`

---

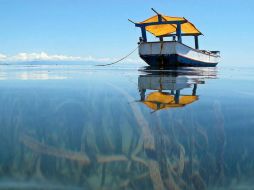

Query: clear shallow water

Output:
[0, 63, 253, 190]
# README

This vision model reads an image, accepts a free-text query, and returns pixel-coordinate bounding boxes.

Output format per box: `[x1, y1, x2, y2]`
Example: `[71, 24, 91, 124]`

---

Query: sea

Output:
[0, 62, 253, 190]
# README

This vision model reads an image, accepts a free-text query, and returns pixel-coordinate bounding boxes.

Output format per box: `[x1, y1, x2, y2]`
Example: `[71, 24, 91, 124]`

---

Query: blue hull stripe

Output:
[140, 54, 218, 67]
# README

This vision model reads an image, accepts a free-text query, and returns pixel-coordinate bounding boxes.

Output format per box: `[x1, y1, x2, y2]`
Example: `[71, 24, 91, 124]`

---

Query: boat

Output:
[129, 9, 220, 67]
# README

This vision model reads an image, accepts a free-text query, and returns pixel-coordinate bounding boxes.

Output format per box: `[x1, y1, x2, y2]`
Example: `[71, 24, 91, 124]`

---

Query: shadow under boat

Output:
[138, 67, 217, 112]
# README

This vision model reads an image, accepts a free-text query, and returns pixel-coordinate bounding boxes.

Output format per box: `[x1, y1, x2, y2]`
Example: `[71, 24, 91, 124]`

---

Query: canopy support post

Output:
[176, 23, 182, 43]
[139, 89, 146, 101]
[175, 90, 180, 104]
[192, 84, 197, 96]
[195, 36, 199, 49]
[141, 26, 147, 42]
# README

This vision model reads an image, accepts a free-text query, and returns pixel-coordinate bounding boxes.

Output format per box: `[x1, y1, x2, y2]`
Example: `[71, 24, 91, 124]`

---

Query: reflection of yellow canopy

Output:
[139, 15, 201, 37]
[143, 92, 198, 111]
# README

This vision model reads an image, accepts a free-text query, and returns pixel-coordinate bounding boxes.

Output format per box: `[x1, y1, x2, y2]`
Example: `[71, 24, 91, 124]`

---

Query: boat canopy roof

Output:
[138, 15, 202, 37]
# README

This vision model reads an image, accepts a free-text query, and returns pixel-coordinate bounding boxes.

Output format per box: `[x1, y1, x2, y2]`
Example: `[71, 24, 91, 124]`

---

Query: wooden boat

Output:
[129, 9, 220, 67]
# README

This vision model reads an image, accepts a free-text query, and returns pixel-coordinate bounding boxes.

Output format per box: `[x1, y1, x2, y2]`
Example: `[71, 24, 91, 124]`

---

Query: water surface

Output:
[0, 63, 253, 190]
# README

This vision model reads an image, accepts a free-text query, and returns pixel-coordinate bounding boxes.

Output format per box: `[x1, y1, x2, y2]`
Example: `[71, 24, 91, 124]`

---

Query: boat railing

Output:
[210, 51, 221, 55]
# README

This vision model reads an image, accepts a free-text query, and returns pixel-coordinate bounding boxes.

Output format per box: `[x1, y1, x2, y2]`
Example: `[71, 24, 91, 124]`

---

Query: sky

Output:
[0, 0, 253, 65]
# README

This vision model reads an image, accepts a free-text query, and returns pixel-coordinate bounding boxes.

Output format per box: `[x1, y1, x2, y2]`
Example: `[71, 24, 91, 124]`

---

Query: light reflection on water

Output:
[0, 63, 253, 190]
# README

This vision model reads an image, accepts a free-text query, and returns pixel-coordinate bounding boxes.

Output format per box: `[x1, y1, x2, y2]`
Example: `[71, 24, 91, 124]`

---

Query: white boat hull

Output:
[139, 41, 220, 67]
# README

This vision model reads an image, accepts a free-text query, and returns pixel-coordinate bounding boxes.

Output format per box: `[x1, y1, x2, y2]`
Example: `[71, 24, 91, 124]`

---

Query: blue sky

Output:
[0, 0, 253, 65]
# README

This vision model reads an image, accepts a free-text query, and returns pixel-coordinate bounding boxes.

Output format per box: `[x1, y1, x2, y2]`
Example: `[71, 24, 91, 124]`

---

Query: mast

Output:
[152, 8, 163, 42]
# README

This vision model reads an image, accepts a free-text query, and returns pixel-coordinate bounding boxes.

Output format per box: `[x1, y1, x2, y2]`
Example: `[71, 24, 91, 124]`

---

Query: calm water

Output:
[0, 63, 253, 190]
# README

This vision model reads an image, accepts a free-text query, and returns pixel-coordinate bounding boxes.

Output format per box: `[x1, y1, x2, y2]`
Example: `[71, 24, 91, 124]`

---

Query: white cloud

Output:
[0, 52, 142, 64]
[10, 52, 82, 62]
[0, 54, 7, 61]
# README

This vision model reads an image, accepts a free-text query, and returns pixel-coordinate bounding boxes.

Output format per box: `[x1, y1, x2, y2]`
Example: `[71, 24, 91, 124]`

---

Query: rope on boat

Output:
[95, 44, 140, 67]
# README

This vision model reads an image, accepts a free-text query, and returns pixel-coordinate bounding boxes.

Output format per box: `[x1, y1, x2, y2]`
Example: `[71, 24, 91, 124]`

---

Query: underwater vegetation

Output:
[0, 80, 253, 190]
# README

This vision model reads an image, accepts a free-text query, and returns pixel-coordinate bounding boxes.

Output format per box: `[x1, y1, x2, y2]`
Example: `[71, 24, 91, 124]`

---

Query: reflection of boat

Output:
[138, 68, 216, 111]
[129, 9, 220, 67]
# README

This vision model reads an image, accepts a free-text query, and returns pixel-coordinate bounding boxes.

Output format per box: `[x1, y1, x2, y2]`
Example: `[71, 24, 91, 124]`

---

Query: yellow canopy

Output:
[143, 92, 198, 111]
[139, 15, 201, 37]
